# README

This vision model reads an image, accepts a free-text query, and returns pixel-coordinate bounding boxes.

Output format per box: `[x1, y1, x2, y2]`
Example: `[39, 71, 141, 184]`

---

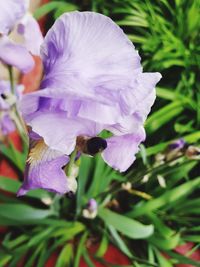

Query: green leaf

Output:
[74, 231, 88, 267]
[146, 131, 200, 157]
[76, 156, 93, 215]
[55, 243, 73, 267]
[0, 254, 12, 267]
[108, 225, 132, 258]
[154, 248, 173, 267]
[147, 214, 175, 238]
[166, 251, 200, 267]
[95, 234, 109, 257]
[0, 176, 53, 201]
[86, 154, 106, 196]
[0, 144, 25, 171]
[98, 208, 154, 239]
[54, 2, 78, 19]
[145, 101, 184, 134]
[128, 177, 200, 218]
[148, 233, 180, 250]
[34, 1, 61, 19]
[24, 243, 43, 267]
[82, 249, 96, 267]
[0, 203, 53, 223]
[27, 228, 54, 247]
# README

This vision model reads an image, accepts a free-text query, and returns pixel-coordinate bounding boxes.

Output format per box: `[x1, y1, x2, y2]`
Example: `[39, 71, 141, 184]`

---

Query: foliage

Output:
[0, 0, 200, 266]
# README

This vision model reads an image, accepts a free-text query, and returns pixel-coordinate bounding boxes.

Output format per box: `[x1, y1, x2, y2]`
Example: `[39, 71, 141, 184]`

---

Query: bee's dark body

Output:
[76, 136, 107, 156]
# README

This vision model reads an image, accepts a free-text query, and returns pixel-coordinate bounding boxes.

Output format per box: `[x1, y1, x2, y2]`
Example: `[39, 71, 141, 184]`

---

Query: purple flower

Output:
[0, 36, 34, 73]
[17, 135, 71, 196]
[0, 80, 23, 135]
[87, 198, 98, 212]
[0, 0, 43, 72]
[19, 12, 161, 195]
[0, 0, 26, 35]
[83, 199, 98, 219]
[0, 113, 15, 135]
[168, 138, 186, 150]
[17, 12, 44, 56]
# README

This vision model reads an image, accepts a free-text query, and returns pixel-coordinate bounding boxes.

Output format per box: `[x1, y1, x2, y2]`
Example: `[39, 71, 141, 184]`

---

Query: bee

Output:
[76, 136, 107, 156]
[0, 93, 6, 100]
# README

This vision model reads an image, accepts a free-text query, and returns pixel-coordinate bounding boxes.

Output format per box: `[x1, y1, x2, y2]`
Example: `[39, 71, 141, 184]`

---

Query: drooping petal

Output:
[0, 36, 34, 73]
[24, 111, 103, 154]
[17, 139, 70, 196]
[0, 0, 26, 35]
[17, 13, 43, 55]
[102, 127, 145, 172]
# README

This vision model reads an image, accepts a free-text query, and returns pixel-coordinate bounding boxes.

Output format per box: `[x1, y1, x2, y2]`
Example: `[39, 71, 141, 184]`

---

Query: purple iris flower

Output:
[19, 12, 161, 195]
[83, 198, 98, 219]
[0, 0, 26, 35]
[168, 138, 186, 150]
[0, 0, 43, 73]
[0, 80, 23, 135]
[87, 199, 98, 213]
[0, 114, 15, 135]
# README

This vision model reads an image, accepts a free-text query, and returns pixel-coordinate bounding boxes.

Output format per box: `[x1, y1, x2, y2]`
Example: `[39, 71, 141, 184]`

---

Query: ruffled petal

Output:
[39, 11, 141, 123]
[106, 112, 143, 136]
[106, 81, 158, 136]
[0, 36, 34, 73]
[17, 139, 70, 196]
[24, 111, 103, 154]
[0, 0, 26, 35]
[119, 72, 161, 115]
[102, 128, 145, 172]
[20, 86, 121, 125]
[17, 13, 43, 55]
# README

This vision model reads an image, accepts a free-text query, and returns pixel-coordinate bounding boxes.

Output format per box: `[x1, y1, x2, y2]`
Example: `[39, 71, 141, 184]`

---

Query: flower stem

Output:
[8, 66, 15, 95]
[66, 149, 77, 177]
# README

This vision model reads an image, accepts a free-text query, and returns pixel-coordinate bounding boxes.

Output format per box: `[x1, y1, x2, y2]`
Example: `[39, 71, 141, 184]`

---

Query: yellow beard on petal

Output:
[27, 140, 48, 165]
[27, 140, 64, 167]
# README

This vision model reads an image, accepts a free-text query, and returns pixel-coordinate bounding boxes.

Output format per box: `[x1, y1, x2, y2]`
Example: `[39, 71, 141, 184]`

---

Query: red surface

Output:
[45, 252, 58, 267]
[0, 131, 22, 179]
[79, 244, 130, 267]
[42, 244, 130, 267]
[174, 242, 200, 267]
[21, 55, 43, 93]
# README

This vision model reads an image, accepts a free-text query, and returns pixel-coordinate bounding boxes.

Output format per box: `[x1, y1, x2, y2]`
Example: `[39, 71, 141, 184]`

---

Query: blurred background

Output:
[0, 0, 200, 266]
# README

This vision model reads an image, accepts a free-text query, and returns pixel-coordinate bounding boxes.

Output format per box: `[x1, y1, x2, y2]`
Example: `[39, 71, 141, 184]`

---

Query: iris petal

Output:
[17, 13, 43, 55]
[102, 128, 145, 172]
[0, 0, 26, 35]
[24, 112, 103, 154]
[17, 139, 70, 196]
[0, 36, 34, 73]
